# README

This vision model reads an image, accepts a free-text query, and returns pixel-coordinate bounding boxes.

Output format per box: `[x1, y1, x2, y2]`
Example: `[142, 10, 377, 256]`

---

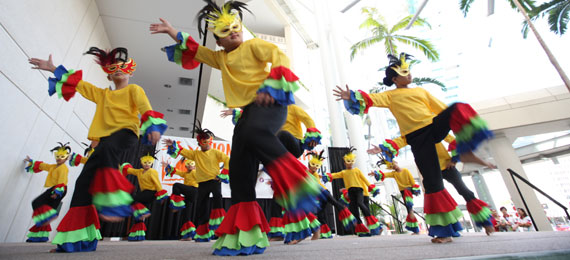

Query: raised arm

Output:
[133, 86, 166, 145]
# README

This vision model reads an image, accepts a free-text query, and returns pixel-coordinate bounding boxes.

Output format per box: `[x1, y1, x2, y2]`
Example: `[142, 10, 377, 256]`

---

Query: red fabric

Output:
[61, 70, 82, 101]
[129, 222, 146, 232]
[140, 110, 164, 126]
[368, 184, 376, 192]
[155, 189, 167, 197]
[132, 202, 146, 211]
[32, 161, 43, 173]
[307, 213, 317, 222]
[220, 168, 229, 175]
[267, 66, 299, 82]
[56, 205, 100, 232]
[402, 189, 413, 200]
[354, 223, 369, 233]
[32, 205, 54, 217]
[320, 224, 331, 233]
[447, 140, 457, 152]
[180, 221, 196, 232]
[53, 183, 66, 189]
[72, 155, 82, 166]
[268, 217, 284, 228]
[466, 198, 489, 214]
[265, 153, 310, 198]
[121, 164, 133, 176]
[282, 211, 308, 225]
[406, 214, 418, 223]
[385, 139, 400, 154]
[196, 223, 210, 236]
[450, 103, 478, 132]
[210, 208, 226, 220]
[338, 208, 352, 221]
[423, 189, 458, 214]
[29, 224, 52, 232]
[181, 36, 201, 70]
[365, 215, 378, 226]
[305, 128, 321, 133]
[214, 201, 270, 237]
[169, 194, 184, 202]
[357, 90, 373, 114]
[89, 167, 134, 194]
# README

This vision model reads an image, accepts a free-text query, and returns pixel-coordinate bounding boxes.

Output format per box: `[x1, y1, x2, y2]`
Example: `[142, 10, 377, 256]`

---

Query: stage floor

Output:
[1, 231, 569, 259]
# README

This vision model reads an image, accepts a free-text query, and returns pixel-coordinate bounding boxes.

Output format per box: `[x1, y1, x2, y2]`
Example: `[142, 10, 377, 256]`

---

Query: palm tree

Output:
[372, 60, 447, 92]
[459, 0, 570, 91]
[350, 7, 439, 62]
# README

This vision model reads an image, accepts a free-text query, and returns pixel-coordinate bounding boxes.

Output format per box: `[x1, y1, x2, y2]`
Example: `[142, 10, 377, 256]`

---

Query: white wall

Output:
[0, 0, 111, 242]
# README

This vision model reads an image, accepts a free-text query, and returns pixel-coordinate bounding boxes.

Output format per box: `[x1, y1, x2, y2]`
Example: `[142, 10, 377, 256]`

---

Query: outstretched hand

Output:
[333, 84, 351, 101]
[220, 108, 234, 118]
[366, 145, 381, 155]
[149, 18, 174, 34]
[147, 131, 161, 146]
[29, 54, 57, 73]
[162, 138, 174, 147]
[161, 159, 171, 167]
[24, 155, 31, 163]
[255, 92, 275, 107]
[368, 172, 376, 177]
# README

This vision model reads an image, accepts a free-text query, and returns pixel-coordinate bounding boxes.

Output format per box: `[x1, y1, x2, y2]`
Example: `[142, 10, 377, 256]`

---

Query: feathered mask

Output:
[85, 47, 137, 75]
[81, 142, 94, 157]
[182, 157, 196, 169]
[140, 150, 158, 166]
[197, 0, 250, 38]
[308, 150, 326, 169]
[51, 142, 71, 160]
[194, 120, 214, 145]
[387, 53, 413, 77]
[343, 147, 357, 164]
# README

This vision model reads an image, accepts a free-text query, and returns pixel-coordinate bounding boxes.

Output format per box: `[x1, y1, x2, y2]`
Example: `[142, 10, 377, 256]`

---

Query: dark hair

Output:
[500, 206, 507, 211]
[382, 67, 398, 86]
[194, 120, 215, 141]
[518, 208, 528, 218]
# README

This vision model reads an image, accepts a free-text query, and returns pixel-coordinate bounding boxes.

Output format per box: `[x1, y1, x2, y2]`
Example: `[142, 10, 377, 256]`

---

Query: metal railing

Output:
[508, 168, 570, 231]
[391, 195, 426, 233]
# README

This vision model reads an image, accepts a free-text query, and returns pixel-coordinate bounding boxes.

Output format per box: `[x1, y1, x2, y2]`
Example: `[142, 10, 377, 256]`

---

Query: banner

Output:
[155, 136, 330, 198]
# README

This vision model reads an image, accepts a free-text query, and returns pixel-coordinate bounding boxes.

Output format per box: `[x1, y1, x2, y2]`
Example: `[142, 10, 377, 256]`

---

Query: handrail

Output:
[507, 168, 570, 232]
[391, 195, 426, 221]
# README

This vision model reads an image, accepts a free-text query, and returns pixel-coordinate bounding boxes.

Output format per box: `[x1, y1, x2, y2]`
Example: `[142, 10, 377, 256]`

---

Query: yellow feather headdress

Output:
[51, 142, 71, 159]
[343, 147, 357, 163]
[308, 150, 326, 168]
[197, 0, 251, 38]
[387, 53, 413, 76]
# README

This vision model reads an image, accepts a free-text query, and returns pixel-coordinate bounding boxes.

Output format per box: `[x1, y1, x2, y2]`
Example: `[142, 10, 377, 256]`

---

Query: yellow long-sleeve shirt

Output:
[174, 169, 198, 188]
[194, 38, 291, 108]
[76, 81, 153, 141]
[38, 163, 68, 187]
[280, 104, 316, 140]
[383, 168, 416, 191]
[310, 170, 327, 190]
[179, 148, 230, 183]
[331, 168, 371, 190]
[127, 168, 162, 191]
[369, 87, 447, 136]
[392, 134, 455, 171]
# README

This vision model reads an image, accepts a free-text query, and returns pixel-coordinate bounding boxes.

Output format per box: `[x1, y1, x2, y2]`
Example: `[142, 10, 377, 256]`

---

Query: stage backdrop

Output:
[155, 136, 332, 198]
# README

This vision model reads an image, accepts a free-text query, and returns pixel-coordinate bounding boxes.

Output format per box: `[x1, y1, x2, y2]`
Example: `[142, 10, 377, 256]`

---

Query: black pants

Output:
[69, 129, 138, 207]
[442, 166, 475, 202]
[32, 186, 67, 213]
[270, 198, 283, 219]
[348, 187, 371, 224]
[405, 104, 457, 194]
[133, 190, 156, 209]
[173, 183, 198, 222]
[229, 103, 287, 204]
[195, 180, 222, 226]
[317, 190, 346, 225]
[276, 131, 303, 158]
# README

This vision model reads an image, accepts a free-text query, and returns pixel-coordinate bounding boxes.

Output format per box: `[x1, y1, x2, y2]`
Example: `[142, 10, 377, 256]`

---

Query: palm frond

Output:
[359, 16, 383, 30]
[547, 1, 570, 35]
[390, 15, 431, 33]
[392, 35, 440, 62]
[350, 36, 386, 60]
[459, 0, 476, 17]
[507, 0, 537, 14]
[412, 77, 447, 91]
[207, 94, 227, 107]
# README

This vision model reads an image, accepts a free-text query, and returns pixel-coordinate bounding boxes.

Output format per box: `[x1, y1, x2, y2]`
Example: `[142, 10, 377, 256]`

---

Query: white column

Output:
[488, 133, 552, 231]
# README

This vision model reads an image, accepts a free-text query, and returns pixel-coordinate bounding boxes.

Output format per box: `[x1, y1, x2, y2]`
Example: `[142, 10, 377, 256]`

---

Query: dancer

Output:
[369, 161, 420, 234]
[68, 142, 95, 167]
[163, 123, 229, 243]
[335, 53, 493, 243]
[28, 47, 166, 252]
[308, 151, 357, 239]
[370, 134, 495, 235]
[151, 0, 324, 255]
[322, 148, 379, 236]
[24, 142, 71, 242]
[163, 158, 198, 240]
[120, 151, 167, 241]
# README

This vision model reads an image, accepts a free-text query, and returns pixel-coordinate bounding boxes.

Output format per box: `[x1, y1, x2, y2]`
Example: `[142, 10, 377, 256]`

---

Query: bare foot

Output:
[49, 248, 57, 253]
[138, 213, 151, 221]
[180, 238, 192, 241]
[269, 237, 284, 242]
[172, 209, 179, 213]
[287, 239, 300, 245]
[311, 230, 321, 240]
[411, 232, 420, 235]
[459, 151, 495, 169]
[431, 237, 453, 243]
[99, 214, 124, 222]
[484, 225, 495, 236]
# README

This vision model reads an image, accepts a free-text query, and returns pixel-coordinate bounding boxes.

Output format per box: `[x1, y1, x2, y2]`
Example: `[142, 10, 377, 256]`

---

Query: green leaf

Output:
[350, 36, 386, 60]
[207, 94, 227, 107]
[392, 35, 440, 62]
[459, 0, 476, 17]
[412, 77, 447, 91]
[547, 1, 570, 35]
[390, 15, 431, 33]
